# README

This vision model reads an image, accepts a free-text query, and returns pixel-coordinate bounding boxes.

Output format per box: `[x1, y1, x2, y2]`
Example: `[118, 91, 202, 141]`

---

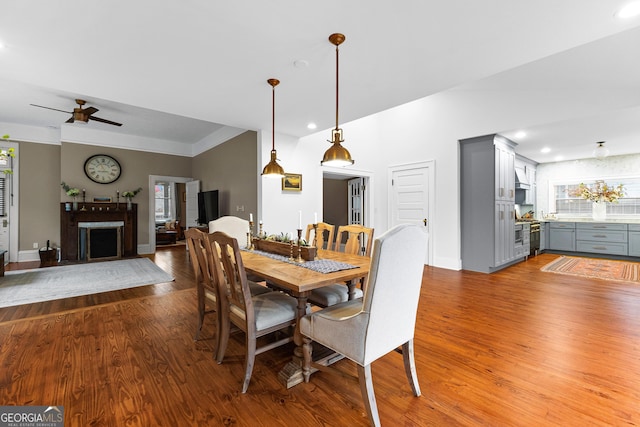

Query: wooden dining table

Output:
[240, 248, 370, 388]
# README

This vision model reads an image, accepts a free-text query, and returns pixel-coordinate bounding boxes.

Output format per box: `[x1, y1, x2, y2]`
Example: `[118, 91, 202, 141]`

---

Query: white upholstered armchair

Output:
[209, 216, 250, 248]
[299, 224, 428, 426]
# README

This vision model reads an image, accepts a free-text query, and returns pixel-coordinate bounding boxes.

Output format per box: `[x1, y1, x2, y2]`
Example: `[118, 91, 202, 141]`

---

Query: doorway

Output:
[148, 175, 194, 252]
[322, 168, 373, 250]
[0, 141, 19, 263]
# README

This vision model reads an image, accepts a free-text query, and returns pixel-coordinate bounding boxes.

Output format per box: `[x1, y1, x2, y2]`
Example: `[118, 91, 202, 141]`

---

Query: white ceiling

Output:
[1, 1, 640, 162]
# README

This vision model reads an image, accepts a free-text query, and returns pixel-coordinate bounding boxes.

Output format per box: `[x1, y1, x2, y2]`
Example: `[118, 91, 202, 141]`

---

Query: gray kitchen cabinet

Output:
[628, 224, 640, 256]
[460, 134, 518, 273]
[549, 222, 575, 251]
[575, 222, 628, 256]
[540, 221, 548, 251]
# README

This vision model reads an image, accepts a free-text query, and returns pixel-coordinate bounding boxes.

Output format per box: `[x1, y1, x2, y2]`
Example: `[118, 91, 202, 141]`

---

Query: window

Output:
[553, 177, 640, 217]
[155, 182, 175, 221]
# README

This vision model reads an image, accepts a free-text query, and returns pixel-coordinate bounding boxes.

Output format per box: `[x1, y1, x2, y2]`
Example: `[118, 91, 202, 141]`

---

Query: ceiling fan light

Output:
[262, 149, 285, 177]
[593, 141, 609, 159]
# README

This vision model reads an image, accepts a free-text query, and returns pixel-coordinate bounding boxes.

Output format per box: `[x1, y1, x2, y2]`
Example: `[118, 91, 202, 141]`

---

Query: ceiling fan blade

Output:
[84, 106, 99, 116]
[65, 117, 74, 123]
[89, 116, 122, 127]
[30, 104, 71, 114]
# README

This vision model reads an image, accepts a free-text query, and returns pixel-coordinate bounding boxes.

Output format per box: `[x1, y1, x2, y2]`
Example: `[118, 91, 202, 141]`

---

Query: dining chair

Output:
[305, 222, 335, 251]
[205, 231, 299, 393]
[299, 224, 428, 427]
[185, 228, 220, 343]
[307, 224, 374, 307]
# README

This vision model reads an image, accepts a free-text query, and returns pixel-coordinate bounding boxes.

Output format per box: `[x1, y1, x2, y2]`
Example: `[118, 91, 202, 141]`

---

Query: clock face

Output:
[84, 155, 122, 184]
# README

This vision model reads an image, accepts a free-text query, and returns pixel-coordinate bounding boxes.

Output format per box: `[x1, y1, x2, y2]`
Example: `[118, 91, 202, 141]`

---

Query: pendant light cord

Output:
[272, 83, 276, 151]
[335, 42, 339, 131]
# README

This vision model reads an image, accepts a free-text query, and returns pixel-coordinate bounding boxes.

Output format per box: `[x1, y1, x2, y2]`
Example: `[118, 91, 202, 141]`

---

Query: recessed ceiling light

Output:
[307, 122, 317, 130]
[541, 147, 551, 153]
[294, 59, 309, 68]
[514, 131, 526, 139]
[615, 2, 640, 18]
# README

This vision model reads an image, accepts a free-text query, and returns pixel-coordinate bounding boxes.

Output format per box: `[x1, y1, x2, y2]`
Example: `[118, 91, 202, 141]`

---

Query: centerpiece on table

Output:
[61, 182, 81, 211]
[571, 180, 624, 221]
[122, 187, 142, 211]
[253, 232, 317, 261]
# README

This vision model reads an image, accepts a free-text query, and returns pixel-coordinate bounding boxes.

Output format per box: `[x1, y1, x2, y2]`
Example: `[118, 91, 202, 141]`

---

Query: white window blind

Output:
[0, 177, 5, 216]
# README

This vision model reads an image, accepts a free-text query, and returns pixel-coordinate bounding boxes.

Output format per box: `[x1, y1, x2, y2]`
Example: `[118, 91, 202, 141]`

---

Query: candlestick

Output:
[296, 228, 304, 263]
[259, 221, 264, 239]
[312, 223, 320, 260]
[248, 220, 255, 250]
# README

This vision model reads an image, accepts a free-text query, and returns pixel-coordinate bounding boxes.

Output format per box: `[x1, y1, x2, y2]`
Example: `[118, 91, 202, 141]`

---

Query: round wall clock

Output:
[84, 154, 122, 184]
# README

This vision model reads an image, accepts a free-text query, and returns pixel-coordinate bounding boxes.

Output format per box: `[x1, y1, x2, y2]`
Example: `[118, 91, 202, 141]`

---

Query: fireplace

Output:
[78, 221, 124, 261]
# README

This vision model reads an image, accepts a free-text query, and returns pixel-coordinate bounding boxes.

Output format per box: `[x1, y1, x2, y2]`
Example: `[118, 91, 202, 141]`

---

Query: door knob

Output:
[423, 218, 427, 227]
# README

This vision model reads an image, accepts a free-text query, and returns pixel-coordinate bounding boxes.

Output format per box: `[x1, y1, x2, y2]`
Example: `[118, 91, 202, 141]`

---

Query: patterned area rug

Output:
[0, 258, 174, 308]
[541, 256, 640, 283]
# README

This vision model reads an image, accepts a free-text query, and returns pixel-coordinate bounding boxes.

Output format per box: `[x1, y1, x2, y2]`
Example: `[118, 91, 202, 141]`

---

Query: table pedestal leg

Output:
[278, 294, 308, 388]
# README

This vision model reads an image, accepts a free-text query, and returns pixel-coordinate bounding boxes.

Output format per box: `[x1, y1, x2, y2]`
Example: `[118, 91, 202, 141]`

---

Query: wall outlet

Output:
[236, 205, 245, 212]
[33, 242, 39, 249]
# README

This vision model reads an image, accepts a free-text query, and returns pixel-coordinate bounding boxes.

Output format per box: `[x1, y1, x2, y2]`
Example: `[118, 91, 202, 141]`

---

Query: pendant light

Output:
[262, 78, 285, 177]
[321, 33, 354, 167]
[593, 141, 609, 160]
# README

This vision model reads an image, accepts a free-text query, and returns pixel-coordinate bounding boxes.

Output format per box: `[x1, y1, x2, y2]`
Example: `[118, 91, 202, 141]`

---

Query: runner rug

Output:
[541, 256, 640, 283]
[0, 258, 174, 308]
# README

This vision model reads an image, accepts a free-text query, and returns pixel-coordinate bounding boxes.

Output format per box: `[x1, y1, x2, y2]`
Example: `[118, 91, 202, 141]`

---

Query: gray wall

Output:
[192, 131, 257, 221]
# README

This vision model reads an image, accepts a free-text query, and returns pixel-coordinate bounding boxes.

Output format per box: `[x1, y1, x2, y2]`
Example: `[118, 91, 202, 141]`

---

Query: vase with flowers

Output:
[570, 180, 625, 220]
[61, 182, 81, 211]
[122, 187, 142, 210]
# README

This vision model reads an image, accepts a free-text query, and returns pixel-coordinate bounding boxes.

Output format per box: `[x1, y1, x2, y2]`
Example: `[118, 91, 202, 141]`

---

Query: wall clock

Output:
[84, 154, 122, 184]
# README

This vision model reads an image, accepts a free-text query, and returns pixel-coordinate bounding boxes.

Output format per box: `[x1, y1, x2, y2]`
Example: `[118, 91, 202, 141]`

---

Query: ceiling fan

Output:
[30, 99, 123, 126]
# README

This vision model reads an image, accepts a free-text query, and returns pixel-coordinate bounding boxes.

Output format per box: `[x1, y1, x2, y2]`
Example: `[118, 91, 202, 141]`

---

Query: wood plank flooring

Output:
[1, 248, 639, 426]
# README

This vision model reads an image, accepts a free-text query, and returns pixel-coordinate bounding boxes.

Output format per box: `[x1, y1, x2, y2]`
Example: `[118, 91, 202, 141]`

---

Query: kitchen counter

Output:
[542, 218, 640, 224]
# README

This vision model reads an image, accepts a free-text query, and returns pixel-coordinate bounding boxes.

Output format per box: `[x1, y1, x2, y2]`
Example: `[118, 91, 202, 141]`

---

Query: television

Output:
[197, 190, 220, 225]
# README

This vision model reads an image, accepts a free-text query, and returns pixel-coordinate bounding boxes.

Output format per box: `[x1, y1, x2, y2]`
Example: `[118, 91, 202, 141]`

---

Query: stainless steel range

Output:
[519, 219, 541, 256]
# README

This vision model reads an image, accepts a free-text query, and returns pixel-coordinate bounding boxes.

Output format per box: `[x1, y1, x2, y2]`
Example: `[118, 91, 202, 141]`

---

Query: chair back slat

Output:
[185, 228, 215, 296]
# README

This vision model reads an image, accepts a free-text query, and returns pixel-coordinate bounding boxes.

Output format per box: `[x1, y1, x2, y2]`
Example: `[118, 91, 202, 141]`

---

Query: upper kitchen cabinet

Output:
[515, 155, 538, 206]
[460, 134, 518, 273]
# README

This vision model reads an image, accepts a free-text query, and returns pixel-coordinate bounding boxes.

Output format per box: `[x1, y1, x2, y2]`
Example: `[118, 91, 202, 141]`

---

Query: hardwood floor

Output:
[1, 248, 639, 426]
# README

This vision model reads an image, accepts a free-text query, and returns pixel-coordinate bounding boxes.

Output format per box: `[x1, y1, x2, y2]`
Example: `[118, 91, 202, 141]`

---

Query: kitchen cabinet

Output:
[575, 223, 628, 256]
[515, 156, 537, 206]
[549, 222, 575, 251]
[460, 134, 518, 273]
[627, 224, 640, 256]
[540, 221, 548, 251]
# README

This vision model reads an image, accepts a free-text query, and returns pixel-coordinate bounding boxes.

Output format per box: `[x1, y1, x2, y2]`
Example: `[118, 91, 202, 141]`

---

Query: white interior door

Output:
[389, 161, 434, 265]
[185, 180, 200, 228]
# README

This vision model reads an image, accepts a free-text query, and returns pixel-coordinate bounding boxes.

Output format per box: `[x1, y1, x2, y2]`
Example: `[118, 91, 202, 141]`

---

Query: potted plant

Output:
[122, 187, 142, 210]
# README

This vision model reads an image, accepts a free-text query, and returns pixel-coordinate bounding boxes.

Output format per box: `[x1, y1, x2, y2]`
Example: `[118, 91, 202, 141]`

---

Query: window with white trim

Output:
[553, 177, 640, 217]
[155, 182, 176, 221]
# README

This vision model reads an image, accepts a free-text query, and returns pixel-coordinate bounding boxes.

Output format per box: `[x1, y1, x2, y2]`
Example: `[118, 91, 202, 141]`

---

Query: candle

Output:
[314, 212, 318, 224]
[250, 213, 253, 222]
[259, 220, 263, 225]
[298, 211, 302, 229]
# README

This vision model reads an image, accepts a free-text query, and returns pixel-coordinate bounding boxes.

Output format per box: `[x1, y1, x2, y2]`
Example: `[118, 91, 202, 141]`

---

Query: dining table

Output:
[240, 248, 370, 388]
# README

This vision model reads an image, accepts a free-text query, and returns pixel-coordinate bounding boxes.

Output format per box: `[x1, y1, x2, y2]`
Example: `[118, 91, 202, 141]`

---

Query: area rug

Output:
[0, 258, 174, 308]
[541, 256, 640, 283]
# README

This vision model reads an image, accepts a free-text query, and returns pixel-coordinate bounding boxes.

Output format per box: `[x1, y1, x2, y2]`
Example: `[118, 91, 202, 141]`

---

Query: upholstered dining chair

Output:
[307, 224, 374, 307]
[299, 224, 428, 427]
[209, 216, 250, 248]
[205, 231, 299, 393]
[185, 228, 220, 342]
[305, 222, 335, 251]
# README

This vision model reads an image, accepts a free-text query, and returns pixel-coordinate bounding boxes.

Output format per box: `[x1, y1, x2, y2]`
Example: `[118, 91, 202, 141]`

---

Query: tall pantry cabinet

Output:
[460, 134, 517, 272]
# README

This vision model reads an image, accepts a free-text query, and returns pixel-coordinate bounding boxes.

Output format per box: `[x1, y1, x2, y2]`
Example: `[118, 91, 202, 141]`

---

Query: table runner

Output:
[247, 249, 359, 274]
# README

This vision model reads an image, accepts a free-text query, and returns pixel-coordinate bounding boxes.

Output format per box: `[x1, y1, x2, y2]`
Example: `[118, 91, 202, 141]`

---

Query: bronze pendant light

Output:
[262, 78, 285, 177]
[321, 33, 354, 167]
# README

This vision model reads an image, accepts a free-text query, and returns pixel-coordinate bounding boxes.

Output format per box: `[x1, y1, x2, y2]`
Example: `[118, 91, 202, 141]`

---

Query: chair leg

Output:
[194, 294, 206, 341]
[357, 364, 381, 427]
[302, 336, 313, 382]
[215, 310, 230, 364]
[402, 339, 421, 396]
[241, 331, 257, 394]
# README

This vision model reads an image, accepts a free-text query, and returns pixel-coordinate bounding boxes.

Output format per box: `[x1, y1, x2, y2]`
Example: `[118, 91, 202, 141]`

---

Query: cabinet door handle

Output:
[592, 234, 607, 238]
[592, 246, 607, 250]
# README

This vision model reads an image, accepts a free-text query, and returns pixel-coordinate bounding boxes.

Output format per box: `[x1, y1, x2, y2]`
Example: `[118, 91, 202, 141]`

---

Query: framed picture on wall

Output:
[282, 173, 302, 192]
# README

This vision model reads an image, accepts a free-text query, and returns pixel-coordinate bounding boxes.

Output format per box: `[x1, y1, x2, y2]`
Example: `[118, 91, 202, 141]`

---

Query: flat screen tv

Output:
[197, 190, 220, 225]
